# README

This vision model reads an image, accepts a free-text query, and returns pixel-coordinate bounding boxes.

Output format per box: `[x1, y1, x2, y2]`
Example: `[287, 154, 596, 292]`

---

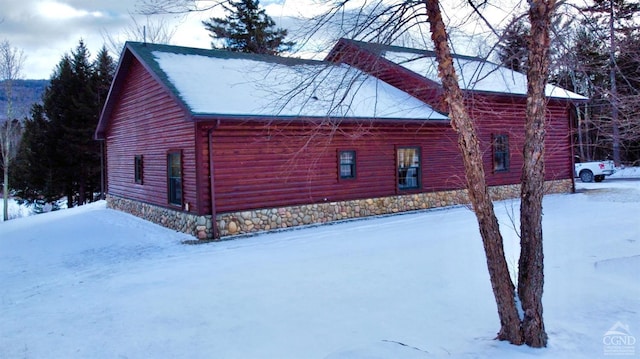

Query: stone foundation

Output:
[107, 179, 572, 240]
[106, 195, 215, 240]
[217, 179, 572, 237]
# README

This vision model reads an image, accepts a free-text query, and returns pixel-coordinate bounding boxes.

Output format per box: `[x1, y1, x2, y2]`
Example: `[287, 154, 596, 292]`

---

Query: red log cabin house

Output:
[95, 40, 585, 240]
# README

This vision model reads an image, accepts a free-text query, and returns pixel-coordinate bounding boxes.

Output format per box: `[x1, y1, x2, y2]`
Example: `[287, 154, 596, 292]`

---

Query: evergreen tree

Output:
[12, 41, 115, 207]
[202, 0, 294, 55]
[573, 28, 610, 90]
[583, 0, 640, 164]
[70, 41, 100, 205]
[41, 41, 114, 207]
[12, 104, 57, 201]
[616, 30, 640, 163]
[553, 27, 611, 161]
[92, 46, 115, 199]
[497, 16, 530, 73]
[44, 54, 77, 207]
[585, 0, 640, 36]
[93, 46, 116, 105]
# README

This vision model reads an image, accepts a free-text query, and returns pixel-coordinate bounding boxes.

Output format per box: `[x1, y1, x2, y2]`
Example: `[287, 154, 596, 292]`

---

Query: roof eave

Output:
[459, 88, 589, 102]
[333, 38, 588, 103]
[192, 113, 450, 124]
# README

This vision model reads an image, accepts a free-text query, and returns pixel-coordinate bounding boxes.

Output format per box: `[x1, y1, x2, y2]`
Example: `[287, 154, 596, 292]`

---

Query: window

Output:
[134, 155, 143, 184]
[167, 151, 182, 206]
[397, 147, 421, 190]
[339, 150, 356, 179]
[493, 134, 510, 172]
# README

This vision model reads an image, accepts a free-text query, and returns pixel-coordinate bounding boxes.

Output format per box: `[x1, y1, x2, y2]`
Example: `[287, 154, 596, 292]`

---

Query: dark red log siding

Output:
[196, 121, 463, 213]
[195, 106, 571, 215]
[329, 40, 573, 188]
[544, 100, 574, 181]
[104, 58, 198, 211]
[104, 44, 572, 218]
[469, 95, 573, 186]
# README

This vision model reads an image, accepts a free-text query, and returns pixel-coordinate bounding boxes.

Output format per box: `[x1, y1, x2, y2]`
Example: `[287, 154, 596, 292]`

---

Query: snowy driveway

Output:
[1, 177, 639, 358]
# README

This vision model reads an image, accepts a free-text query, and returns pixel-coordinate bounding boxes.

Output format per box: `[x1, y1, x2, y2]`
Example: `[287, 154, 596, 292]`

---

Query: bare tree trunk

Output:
[424, 0, 523, 345]
[518, 0, 555, 348]
[2, 121, 9, 221]
[1, 41, 26, 221]
[67, 188, 74, 209]
[3, 164, 8, 221]
[609, 0, 621, 166]
[586, 104, 593, 161]
[1, 120, 23, 220]
[576, 106, 585, 161]
[78, 177, 86, 206]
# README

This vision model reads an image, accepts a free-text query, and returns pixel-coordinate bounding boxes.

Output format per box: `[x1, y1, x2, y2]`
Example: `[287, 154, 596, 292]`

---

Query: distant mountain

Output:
[0, 79, 48, 121]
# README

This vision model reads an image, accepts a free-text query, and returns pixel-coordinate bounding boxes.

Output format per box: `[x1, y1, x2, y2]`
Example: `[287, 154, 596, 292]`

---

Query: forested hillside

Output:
[0, 79, 48, 120]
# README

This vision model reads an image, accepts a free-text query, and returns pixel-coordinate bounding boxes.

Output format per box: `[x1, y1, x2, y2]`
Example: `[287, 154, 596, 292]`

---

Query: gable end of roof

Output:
[94, 42, 194, 140]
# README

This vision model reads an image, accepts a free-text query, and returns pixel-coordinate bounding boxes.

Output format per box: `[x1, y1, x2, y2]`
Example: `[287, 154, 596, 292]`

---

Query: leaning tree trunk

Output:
[424, 0, 523, 345]
[518, 0, 555, 348]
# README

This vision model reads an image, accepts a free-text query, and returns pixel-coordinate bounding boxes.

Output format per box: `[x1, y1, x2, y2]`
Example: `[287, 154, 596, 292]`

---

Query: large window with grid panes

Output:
[397, 147, 421, 190]
[339, 150, 356, 179]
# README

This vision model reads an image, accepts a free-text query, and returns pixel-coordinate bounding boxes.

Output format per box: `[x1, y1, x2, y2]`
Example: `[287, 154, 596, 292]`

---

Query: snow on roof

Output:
[151, 50, 448, 120]
[384, 51, 587, 100]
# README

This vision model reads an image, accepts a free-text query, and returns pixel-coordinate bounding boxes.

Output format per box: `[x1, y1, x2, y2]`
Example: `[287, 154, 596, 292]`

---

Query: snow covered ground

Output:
[0, 198, 34, 221]
[1, 172, 639, 358]
[0, 197, 66, 222]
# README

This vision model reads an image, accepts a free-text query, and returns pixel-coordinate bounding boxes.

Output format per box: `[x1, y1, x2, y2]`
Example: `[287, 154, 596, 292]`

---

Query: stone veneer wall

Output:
[107, 195, 215, 240]
[107, 179, 572, 240]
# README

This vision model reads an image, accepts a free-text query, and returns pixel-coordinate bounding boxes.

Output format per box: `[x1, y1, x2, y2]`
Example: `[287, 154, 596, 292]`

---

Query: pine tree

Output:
[585, 0, 640, 33]
[93, 47, 115, 106]
[616, 31, 640, 163]
[497, 16, 530, 73]
[553, 27, 611, 161]
[69, 41, 98, 205]
[202, 0, 294, 55]
[583, 0, 640, 164]
[92, 46, 115, 199]
[11, 104, 57, 202]
[41, 41, 114, 207]
[12, 41, 115, 207]
[44, 54, 76, 206]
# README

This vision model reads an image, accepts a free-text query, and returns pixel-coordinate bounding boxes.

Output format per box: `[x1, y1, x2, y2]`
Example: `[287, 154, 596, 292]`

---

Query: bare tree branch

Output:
[136, 0, 229, 15]
[102, 12, 178, 55]
[0, 39, 26, 221]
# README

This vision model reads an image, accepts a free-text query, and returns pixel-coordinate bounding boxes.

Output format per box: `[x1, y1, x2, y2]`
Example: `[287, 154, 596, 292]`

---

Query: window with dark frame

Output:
[397, 147, 421, 190]
[339, 150, 356, 179]
[493, 134, 510, 172]
[167, 151, 182, 206]
[134, 155, 143, 184]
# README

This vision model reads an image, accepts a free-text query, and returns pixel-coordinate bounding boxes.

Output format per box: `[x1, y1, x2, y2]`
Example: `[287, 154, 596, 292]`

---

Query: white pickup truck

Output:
[574, 159, 616, 182]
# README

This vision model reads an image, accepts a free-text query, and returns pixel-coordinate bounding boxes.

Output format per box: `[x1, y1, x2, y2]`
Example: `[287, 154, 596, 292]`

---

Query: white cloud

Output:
[37, 1, 105, 20]
[4, 0, 525, 79]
